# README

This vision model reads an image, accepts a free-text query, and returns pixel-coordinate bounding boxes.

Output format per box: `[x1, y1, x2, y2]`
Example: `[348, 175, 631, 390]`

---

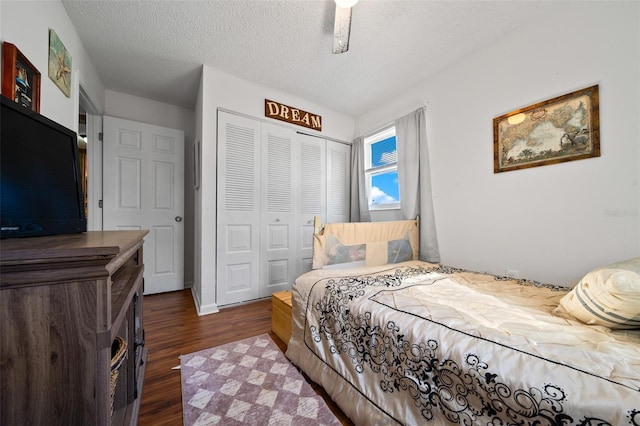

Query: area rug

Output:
[180, 334, 341, 426]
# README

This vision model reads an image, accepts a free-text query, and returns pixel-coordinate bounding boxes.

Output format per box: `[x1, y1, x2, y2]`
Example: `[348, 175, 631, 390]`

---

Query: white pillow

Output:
[554, 258, 640, 329]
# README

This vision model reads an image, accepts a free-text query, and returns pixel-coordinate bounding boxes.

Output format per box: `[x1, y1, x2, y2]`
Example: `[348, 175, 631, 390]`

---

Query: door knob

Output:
[175, 216, 183, 222]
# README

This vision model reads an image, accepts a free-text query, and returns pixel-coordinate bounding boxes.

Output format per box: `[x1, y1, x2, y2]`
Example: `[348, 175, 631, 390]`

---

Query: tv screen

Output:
[1, 96, 87, 238]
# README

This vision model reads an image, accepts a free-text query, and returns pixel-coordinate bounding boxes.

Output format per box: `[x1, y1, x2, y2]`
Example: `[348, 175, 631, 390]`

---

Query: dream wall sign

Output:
[265, 99, 322, 131]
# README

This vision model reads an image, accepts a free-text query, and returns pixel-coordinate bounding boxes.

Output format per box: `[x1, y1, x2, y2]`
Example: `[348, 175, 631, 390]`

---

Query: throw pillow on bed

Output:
[554, 257, 640, 329]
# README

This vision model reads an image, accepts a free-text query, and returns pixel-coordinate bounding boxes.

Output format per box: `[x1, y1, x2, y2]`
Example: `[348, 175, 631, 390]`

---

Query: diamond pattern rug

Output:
[180, 334, 341, 426]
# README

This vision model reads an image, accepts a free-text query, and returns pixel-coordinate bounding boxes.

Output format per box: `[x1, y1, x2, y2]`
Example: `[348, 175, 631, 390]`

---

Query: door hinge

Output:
[98, 132, 103, 141]
[98, 200, 103, 208]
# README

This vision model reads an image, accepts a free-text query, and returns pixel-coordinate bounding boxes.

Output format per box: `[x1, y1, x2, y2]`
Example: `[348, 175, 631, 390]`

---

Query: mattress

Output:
[285, 260, 640, 425]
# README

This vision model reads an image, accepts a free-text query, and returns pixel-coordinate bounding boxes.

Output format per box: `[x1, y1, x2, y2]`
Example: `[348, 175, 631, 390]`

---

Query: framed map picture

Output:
[48, 29, 72, 97]
[493, 85, 600, 173]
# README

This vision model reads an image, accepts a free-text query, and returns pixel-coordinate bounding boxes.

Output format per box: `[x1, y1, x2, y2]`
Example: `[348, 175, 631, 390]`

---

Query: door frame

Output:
[79, 86, 103, 231]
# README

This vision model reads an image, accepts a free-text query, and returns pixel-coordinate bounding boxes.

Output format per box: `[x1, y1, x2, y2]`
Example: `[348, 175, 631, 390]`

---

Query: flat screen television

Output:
[1, 95, 87, 238]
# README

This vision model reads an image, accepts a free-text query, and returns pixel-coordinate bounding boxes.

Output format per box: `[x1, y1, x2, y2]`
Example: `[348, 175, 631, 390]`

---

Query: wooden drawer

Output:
[271, 291, 292, 344]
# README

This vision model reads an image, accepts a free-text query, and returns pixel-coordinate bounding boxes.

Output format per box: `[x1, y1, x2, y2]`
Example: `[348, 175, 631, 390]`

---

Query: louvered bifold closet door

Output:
[216, 111, 262, 306]
[326, 140, 351, 223]
[260, 123, 298, 298]
[297, 134, 326, 276]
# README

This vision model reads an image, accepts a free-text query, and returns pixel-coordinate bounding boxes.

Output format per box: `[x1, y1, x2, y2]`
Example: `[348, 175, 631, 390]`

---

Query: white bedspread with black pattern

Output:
[285, 260, 640, 425]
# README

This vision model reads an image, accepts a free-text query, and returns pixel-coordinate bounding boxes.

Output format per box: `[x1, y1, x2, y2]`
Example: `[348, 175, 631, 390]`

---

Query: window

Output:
[364, 126, 400, 210]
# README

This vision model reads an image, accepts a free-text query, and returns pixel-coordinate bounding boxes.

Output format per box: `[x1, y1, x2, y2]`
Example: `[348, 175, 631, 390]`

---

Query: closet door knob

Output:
[175, 216, 183, 222]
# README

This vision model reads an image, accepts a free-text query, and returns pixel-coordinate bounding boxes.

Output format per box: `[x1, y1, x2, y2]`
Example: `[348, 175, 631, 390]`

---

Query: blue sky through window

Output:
[371, 171, 399, 204]
[370, 136, 399, 204]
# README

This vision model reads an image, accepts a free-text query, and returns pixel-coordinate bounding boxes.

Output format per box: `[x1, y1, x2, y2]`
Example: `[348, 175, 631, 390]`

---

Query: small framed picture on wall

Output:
[48, 29, 72, 98]
[1, 42, 41, 112]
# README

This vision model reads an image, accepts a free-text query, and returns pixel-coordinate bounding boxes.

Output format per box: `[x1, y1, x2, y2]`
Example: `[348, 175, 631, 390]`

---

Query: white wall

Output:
[194, 67, 355, 313]
[355, 2, 640, 286]
[105, 90, 194, 139]
[192, 71, 204, 311]
[104, 89, 196, 288]
[0, 0, 105, 130]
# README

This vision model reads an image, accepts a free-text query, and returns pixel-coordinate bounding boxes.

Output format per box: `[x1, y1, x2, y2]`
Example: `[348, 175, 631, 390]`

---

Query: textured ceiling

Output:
[62, 0, 562, 117]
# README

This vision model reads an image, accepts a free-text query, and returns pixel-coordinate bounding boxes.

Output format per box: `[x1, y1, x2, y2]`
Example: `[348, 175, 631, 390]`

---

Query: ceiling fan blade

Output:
[333, 5, 352, 54]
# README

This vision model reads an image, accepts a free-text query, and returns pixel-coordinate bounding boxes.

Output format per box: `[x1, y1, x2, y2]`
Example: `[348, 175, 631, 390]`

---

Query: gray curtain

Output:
[395, 108, 440, 263]
[350, 136, 371, 222]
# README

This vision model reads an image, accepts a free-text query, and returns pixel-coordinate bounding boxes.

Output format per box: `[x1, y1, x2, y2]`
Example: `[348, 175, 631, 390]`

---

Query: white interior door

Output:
[260, 122, 298, 297]
[327, 140, 351, 224]
[216, 112, 261, 305]
[103, 116, 184, 295]
[297, 133, 326, 276]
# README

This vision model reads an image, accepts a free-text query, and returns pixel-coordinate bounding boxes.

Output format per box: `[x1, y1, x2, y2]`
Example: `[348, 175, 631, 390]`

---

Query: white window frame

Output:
[364, 126, 400, 211]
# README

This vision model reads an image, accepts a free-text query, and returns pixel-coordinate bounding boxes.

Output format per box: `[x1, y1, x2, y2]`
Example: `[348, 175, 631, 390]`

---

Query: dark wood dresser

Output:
[0, 230, 148, 426]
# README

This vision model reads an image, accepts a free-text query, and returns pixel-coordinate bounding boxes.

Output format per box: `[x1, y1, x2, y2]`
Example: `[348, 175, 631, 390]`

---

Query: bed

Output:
[285, 218, 640, 425]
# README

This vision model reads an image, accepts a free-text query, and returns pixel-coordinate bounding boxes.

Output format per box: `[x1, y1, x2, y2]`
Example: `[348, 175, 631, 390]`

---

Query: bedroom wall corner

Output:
[192, 68, 205, 311]
[195, 66, 220, 314]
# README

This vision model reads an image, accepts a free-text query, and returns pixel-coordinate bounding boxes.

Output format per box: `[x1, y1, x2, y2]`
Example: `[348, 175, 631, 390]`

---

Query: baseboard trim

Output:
[192, 289, 219, 316]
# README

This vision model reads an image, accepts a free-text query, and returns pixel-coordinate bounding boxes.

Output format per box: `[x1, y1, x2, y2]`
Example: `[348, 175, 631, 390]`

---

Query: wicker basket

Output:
[110, 336, 128, 415]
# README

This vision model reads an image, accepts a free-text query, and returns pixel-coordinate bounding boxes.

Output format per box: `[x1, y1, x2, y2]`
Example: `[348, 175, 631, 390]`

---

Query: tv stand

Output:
[0, 231, 148, 426]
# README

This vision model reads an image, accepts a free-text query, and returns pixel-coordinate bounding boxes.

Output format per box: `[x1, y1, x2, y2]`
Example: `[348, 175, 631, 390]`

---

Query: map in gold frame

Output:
[493, 85, 600, 173]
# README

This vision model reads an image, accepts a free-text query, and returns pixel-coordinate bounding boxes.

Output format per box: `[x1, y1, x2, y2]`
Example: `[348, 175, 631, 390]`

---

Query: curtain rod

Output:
[360, 105, 427, 139]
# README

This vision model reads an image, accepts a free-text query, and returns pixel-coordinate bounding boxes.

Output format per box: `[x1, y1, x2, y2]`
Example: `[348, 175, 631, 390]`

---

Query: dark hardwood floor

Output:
[139, 289, 353, 425]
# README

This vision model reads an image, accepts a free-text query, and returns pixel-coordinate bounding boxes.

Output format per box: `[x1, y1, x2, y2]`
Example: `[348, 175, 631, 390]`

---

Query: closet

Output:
[216, 111, 350, 306]
[297, 133, 350, 273]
